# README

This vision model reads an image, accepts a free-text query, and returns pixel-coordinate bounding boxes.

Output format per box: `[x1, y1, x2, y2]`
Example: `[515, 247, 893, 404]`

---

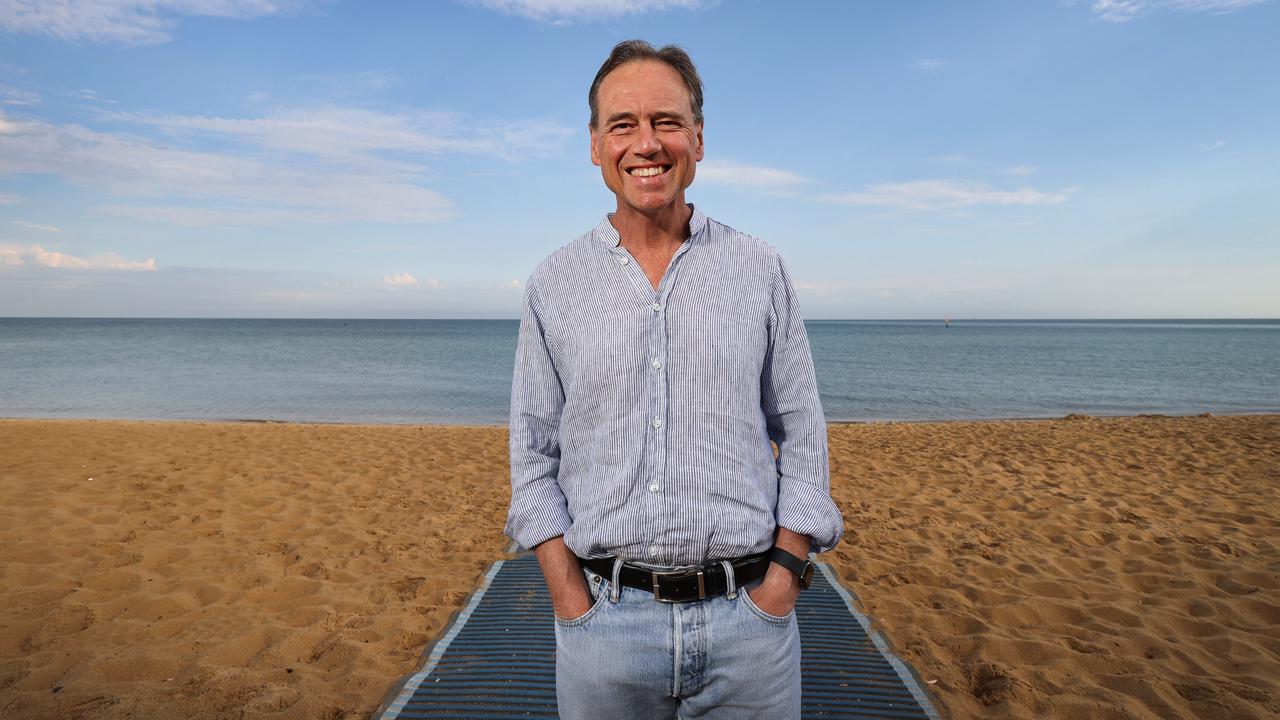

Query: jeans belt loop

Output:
[609, 556, 623, 603]
[720, 559, 737, 599]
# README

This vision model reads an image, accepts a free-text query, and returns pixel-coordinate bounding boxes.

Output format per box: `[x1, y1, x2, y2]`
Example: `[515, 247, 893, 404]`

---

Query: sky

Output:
[0, 0, 1276, 319]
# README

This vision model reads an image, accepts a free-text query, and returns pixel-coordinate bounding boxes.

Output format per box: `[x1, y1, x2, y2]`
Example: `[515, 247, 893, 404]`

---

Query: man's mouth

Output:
[628, 165, 670, 177]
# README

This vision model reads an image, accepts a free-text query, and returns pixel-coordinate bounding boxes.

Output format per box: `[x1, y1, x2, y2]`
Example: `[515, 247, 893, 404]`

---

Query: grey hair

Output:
[589, 40, 704, 129]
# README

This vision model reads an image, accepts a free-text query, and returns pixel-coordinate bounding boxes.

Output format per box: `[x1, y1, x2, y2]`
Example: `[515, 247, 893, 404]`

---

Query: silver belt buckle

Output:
[650, 568, 706, 603]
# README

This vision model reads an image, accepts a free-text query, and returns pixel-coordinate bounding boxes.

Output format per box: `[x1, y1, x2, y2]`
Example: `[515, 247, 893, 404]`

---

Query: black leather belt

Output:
[579, 551, 771, 603]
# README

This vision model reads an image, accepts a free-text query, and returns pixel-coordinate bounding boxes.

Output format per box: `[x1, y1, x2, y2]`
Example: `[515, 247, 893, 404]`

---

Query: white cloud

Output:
[1003, 165, 1036, 176]
[0, 244, 23, 266]
[910, 58, 944, 73]
[112, 106, 571, 163]
[504, 279, 523, 289]
[12, 220, 62, 232]
[382, 272, 418, 287]
[0, 0, 312, 45]
[0, 192, 21, 205]
[824, 179, 1075, 211]
[68, 88, 116, 104]
[468, 0, 704, 23]
[0, 83, 39, 106]
[0, 106, 572, 226]
[697, 160, 808, 190]
[1201, 138, 1226, 152]
[1090, 0, 1269, 22]
[0, 243, 155, 270]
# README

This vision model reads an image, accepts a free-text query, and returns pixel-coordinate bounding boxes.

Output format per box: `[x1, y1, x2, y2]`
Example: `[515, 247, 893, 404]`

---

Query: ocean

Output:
[1, 318, 1276, 424]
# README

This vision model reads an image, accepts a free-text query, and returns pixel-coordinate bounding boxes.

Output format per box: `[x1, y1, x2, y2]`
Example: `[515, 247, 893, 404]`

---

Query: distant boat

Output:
[943, 314, 952, 328]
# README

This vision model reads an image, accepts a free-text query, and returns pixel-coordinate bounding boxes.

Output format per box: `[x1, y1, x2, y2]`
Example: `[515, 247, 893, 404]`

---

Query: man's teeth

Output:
[629, 166, 667, 177]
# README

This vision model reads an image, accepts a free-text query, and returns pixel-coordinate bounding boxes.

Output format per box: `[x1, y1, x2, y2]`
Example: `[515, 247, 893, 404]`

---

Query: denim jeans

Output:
[553, 559, 801, 719]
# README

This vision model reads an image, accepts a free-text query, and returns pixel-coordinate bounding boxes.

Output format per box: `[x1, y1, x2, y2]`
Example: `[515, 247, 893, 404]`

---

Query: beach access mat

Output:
[375, 553, 941, 720]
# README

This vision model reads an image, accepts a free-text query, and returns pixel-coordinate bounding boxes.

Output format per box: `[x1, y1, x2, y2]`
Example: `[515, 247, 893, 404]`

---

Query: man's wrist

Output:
[768, 547, 815, 589]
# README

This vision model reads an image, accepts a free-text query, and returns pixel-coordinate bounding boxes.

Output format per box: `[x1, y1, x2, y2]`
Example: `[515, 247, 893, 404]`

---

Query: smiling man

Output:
[506, 40, 843, 719]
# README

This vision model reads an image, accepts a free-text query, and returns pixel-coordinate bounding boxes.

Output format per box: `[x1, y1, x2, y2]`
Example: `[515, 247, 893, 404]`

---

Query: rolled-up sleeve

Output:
[505, 278, 573, 550]
[761, 253, 844, 555]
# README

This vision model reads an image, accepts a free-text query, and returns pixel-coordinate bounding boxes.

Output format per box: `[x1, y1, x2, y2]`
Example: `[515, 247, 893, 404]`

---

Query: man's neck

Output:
[610, 202, 693, 253]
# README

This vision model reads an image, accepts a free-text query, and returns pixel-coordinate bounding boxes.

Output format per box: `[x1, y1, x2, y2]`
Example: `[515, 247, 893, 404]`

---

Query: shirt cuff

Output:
[504, 498, 573, 551]
[775, 480, 844, 555]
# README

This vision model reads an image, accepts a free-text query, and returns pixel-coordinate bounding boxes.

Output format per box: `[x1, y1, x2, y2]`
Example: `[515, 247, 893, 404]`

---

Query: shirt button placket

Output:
[650, 291, 669, 561]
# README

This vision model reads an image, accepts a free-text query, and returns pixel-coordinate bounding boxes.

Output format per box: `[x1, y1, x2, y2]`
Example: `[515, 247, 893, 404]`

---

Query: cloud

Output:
[382, 272, 418, 287]
[910, 58, 945, 73]
[12, 220, 62, 232]
[824, 179, 1075, 211]
[696, 160, 808, 190]
[0, 243, 155, 270]
[0, 244, 23, 267]
[0, 83, 39, 106]
[0, 0, 313, 45]
[1089, 0, 1270, 22]
[1003, 165, 1036, 176]
[467, 0, 704, 23]
[1201, 138, 1226, 152]
[112, 106, 572, 163]
[0, 106, 572, 226]
[504, 279, 523, 289]
[68, 88, 116, 104]
[0, 192, 21, 205]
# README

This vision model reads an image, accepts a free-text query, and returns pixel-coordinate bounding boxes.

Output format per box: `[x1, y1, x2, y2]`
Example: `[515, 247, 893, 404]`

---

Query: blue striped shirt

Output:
[505, 206, 843, 566]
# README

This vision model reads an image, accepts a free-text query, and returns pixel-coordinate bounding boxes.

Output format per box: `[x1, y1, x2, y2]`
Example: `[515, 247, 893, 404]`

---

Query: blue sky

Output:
[0, 0, 1276, 318]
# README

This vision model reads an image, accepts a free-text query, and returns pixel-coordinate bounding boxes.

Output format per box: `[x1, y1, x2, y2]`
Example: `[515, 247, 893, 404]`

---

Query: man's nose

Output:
[633, 123, 660, 155]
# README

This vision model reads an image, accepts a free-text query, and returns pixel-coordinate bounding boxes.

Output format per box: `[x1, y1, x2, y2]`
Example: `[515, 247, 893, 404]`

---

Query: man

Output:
[505, 40, 843, 719]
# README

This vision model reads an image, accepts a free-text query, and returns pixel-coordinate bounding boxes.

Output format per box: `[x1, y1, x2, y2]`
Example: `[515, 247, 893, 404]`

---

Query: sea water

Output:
[1, 318, 1276, 424]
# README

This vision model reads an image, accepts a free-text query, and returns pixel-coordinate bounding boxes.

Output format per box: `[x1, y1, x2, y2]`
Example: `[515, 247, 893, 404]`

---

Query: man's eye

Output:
[610, 124, 634, 132]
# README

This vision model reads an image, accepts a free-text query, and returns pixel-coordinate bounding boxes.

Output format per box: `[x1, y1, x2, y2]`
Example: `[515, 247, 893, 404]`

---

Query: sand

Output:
[0, 415, 1276, 719]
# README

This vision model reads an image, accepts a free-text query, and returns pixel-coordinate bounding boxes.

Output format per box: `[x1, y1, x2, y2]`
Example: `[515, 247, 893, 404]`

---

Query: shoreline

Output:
[4, 408, 1280, 429]
[2, 414, 1276, 719]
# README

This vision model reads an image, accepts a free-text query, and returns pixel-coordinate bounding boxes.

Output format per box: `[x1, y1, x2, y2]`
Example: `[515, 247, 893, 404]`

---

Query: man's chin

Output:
[617, 192, 683, 216]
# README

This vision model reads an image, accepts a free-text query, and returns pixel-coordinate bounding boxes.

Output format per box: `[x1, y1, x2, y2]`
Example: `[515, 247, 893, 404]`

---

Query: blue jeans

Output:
[554, 559, 801, 719]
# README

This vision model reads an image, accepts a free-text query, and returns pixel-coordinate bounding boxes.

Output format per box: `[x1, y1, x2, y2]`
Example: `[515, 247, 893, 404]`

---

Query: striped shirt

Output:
[505, 206, 843, 566]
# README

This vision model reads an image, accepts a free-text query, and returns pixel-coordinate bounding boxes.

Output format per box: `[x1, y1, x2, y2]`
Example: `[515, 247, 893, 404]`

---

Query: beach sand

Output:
[1, 415, 1276, 719]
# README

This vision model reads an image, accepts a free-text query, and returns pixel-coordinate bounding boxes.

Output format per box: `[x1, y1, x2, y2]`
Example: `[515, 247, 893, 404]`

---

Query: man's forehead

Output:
[597, 61, 695, 115]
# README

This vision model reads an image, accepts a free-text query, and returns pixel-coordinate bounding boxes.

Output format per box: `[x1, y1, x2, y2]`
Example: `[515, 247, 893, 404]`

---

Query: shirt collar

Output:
[595, 204, 708, 248]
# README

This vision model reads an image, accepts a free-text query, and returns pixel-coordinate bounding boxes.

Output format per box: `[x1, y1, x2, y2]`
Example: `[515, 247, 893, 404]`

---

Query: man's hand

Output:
[746, 563, 802, 617]
[746, 525, 810, 617]
[533, 535, 595, 621]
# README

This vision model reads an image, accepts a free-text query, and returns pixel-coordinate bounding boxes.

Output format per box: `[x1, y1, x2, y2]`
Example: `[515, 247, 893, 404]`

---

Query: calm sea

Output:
[1, 318, 1276, 424]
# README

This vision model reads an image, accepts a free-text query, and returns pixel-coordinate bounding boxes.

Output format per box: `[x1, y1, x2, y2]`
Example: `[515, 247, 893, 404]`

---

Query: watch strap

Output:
[768, 547, 814, 589]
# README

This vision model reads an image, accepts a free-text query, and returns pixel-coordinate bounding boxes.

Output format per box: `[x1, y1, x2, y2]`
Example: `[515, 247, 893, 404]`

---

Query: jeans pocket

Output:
[739, 584, 794, 625]
[554, 575, 611, 628]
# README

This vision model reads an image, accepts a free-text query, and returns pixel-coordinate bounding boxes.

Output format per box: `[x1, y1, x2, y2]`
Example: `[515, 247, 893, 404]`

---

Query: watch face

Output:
[800, 563, 814, 589]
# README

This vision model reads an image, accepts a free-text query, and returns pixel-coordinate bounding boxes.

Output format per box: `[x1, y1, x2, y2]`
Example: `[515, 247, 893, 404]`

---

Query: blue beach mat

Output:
[375, 553, 941, 719]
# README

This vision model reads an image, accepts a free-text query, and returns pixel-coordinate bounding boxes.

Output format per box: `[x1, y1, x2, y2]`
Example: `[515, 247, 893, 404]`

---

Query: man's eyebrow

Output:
[603, 109, 690, 125]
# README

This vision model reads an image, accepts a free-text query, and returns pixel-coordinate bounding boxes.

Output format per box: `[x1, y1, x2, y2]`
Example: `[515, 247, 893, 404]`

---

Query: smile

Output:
[628, 165, 670, 177]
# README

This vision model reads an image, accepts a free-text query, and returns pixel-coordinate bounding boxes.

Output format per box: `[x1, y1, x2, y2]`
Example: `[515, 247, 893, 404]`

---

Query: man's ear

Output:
[694, 122, 704, 162]
[589, 123, 602, 167]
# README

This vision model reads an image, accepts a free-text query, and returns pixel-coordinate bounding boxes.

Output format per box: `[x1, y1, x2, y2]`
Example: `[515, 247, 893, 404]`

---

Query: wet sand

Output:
[1, 415, 1276, 719]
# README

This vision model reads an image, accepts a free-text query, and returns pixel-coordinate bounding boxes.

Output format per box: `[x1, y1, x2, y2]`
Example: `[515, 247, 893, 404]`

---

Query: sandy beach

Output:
[1, 415, 1277, 719]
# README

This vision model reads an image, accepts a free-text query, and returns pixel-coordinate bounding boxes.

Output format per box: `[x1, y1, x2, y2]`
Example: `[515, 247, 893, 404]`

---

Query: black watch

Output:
[769, 548, 815, 590]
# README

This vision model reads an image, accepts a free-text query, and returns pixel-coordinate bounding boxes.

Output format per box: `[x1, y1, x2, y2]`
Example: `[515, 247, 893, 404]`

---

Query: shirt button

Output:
[651, 303, 663, 312]
[649, 483, 659, 492]
[652, 417, 663, 429]
[617, 256, 629, 265]
[651, 358, 662, 370]
[648, 546, 658, 557]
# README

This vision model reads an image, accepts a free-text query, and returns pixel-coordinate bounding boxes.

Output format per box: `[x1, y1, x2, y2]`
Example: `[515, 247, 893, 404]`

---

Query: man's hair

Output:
[589, 40, 704, 129]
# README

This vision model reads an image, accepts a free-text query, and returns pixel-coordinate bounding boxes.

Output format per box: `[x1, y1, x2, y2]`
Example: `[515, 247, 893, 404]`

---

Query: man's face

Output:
[590, 61, 704, 217]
